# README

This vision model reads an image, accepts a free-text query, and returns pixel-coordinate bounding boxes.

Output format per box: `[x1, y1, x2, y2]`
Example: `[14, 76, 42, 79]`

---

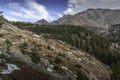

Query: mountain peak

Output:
[35, 19, 50, 25]
[53, 8, 120, 31]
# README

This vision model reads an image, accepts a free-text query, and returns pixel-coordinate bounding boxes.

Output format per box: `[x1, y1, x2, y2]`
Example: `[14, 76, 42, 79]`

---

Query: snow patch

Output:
[47, 67, 53, 72]
[0, 64, 20, 74]
[78, 58, 82, 61]
[0, 51, 2, 55]
[47, 64, 54, 72]
[62, 66, 68, 70]
[33, 34, 40, 38]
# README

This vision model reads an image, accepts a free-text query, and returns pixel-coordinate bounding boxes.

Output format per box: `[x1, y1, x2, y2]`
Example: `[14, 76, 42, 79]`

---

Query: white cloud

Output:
[9, 11, 31, 19]
[64, 0, 120, 15]
[5, 16, 24, 21]
[57, 14, 63, 17]
[0, 6, 2, 10]
[26, 0, 49, 19]
[0, 6, 3, 12]
[7, 0, 52, 22]
[10, 11, 22, 17]
[53, 12, 63, 17]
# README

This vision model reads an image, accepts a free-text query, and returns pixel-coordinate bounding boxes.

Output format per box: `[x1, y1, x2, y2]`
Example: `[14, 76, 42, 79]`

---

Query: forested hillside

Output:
[11, 22, 120, 80]
[0, 21, 112, 80]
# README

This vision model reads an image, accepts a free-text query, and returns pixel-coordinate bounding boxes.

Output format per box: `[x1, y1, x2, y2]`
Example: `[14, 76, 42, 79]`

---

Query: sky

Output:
[0, 0, 120, 22]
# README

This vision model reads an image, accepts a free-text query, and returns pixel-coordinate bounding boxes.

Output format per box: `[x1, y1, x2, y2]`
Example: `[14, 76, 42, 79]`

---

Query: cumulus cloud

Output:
[52, 12, 63, 17]
[6, 0, 53, 22]
[5, 16, 24, 21]
[57, 14, 63, 17]
[64, 0, 120, 15]
[9, 11, 31, 19]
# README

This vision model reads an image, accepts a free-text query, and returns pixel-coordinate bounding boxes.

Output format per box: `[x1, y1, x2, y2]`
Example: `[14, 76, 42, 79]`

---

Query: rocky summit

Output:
[35, 19, 50, 25]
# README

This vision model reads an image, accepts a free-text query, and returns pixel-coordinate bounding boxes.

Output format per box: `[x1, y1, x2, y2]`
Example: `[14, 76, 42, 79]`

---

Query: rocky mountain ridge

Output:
[35, 8, 120, 35]
[53, 8, 120, 33]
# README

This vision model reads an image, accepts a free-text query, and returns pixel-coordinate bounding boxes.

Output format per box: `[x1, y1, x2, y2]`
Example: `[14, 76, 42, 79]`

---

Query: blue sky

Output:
[0, 0, 120, 22]
[0, 0, 68, 22]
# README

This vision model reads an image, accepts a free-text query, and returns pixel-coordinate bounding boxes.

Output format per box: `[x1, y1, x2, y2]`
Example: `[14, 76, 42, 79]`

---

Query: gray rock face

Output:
[35, 19, 50, 25]
[52, 15, 72, 25]
[53, 8, 120, 30]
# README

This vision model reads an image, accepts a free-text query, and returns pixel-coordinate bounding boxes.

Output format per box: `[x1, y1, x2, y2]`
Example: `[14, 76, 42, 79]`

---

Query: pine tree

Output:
[5, 39, 12, 54]
[0, 11, 4, 26]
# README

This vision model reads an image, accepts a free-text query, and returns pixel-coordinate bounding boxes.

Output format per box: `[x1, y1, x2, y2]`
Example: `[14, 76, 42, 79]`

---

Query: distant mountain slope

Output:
[35, 19, 50, 25]
[106, 24, 120, 42]
[53, 8, 120, 32]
